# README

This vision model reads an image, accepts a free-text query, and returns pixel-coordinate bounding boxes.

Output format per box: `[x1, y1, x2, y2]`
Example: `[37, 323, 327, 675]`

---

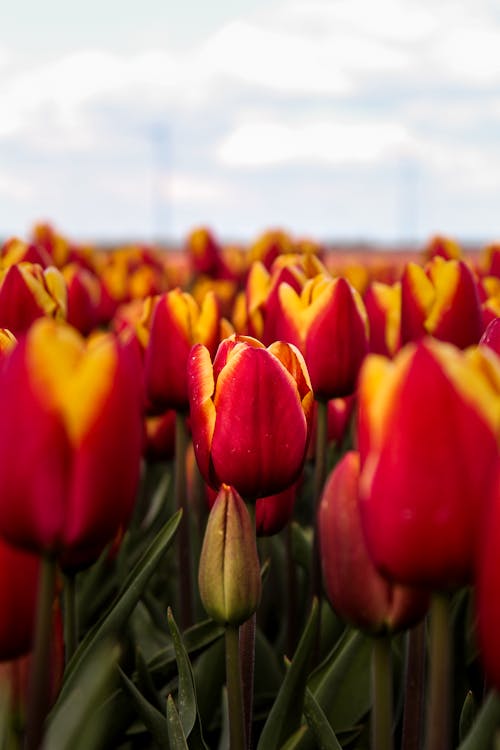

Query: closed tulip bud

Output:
[319, 452, 428, 634]
[0, 262, 67, 335]
[188, 334, 313, 499]
[207, 482, 297, 537]
[274, 274, 369, 399]
[198, 485, 261, 625]
[0, 318, 143, 569]
[401, 257, 483, 348]
[144, 288, 222, 413]
[358, 339, 500, 589]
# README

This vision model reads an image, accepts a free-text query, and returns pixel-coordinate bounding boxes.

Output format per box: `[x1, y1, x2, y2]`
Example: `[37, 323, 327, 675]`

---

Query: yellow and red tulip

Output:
[401, 257, 483, 348]
[358, 339, 500, 589]
[144, 288, 222, 413]
[274, 274, 369, 399]
[188, 334, 313, 499]
[0, 318, 143, 569]
[364, 280, 401, 357]
[319, 451, 428, 633]
[0, 262, 67, 335]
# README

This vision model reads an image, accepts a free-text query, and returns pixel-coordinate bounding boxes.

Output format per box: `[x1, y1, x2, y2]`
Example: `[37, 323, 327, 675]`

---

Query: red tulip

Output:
[358, 339, 500, 589]
[401, 257, 483, 348]
[144, 288, 222, 413]
[319, 452, 428, 633]
[188, 334, 313, 499]
[273, 274, 369, 399]
[364, 280, 401, 357]
[0, 263, 67, 336]
[0, 318, 143, 569]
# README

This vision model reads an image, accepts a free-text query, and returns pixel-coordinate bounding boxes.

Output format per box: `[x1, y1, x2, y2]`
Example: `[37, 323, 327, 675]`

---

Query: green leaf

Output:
[459, 691, 478, 742]
[311, 628, 372, 732]
[54, 509, 182, 709]
[167, 695, 189, 750]
[457, 691, 500, 750]
[44, 640, 120, 750]
[148, 618, 225, 677]
[119, 668, 169, 748]
[279, 726, 309, 749]
[303, 688, 343, 750]
[167, 608, 197, 739]
[257, 599, 319, 750]
[290, 522, 312, 574]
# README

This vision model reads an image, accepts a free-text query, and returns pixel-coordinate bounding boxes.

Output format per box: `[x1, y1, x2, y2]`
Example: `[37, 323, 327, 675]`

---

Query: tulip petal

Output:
[188, 344, 217, 485]
[211, 346, 308, 498]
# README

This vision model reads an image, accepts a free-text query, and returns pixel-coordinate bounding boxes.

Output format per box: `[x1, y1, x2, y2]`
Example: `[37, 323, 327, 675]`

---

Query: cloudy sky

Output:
[1, 0, 500, 245]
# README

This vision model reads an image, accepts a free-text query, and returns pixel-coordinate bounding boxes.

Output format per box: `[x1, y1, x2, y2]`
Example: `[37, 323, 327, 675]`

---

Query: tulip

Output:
[401, 257, 483, 349]
[319, 451, 428, 634]
[188, 335, 313, 500]
[273, 274, 369, 400]
[144, 288, 222, 413]
[479, 316, 500, 356]
[0, 263, 67, 336]
[62, 263, 103, 335]
[358, 339, 500, 589]
[364, 281, 401, 357]
[0, 318, 143, 570]
[198, 484, 261, 626]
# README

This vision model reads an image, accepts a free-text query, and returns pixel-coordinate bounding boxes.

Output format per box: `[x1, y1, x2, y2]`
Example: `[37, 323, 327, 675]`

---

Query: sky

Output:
[1, 0, 500, 245]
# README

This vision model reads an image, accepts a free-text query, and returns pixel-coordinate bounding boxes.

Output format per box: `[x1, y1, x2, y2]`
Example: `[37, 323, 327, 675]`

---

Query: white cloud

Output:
[217, 117, 416, 166]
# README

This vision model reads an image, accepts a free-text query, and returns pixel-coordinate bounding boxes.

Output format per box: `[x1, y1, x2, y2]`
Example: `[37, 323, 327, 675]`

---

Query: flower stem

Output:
[425, 592, 452, 750]
[25, 555, 57, 750]
[63, 572, 78, 665]
[240, 501, 257, 749]
[225, 624, 246, 750]
[401, 620, 426, 750]
[174, 411, 193, 629]
[371, 634, 394, 750]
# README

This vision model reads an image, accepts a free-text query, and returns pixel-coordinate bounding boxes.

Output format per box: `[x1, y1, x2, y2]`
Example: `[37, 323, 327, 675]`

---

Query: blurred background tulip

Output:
[0, 318, 144, 570]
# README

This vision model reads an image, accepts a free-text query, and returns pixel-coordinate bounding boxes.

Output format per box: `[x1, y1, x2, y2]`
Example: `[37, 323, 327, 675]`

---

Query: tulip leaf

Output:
[310, 627, 372, 732]
[119, 668, 169, 748]
[44, 640, 120, 750]
[290, 521, 312, 574]
[54, 509, 182, 708]
[459, 690, 477, 742]
[167, 695, 189, 750]
[257, 598, 319, 750]
[303, 688, 343, 750]
[279, 726, 309, 749]
[457, 691, 500, 750]
[167, 608, 198, 739]
[148, 618, 225, 677]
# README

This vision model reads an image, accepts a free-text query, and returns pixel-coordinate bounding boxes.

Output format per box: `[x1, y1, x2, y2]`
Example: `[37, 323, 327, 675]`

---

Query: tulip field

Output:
[1, 223, 500, 749]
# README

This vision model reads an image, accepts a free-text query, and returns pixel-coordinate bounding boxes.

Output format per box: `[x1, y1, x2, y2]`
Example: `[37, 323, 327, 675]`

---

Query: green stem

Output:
[25, 555, 57, 750]
[240, 501, 257, 749]
[174, 412, 193, 629]
[371, 635, 394, 750]
[225, 625, 246, 750]
[425, 592, 452, 750]
[286, 523, 298, 656]
[401, 620, 426, 750]
[63, 572, 78, 665]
